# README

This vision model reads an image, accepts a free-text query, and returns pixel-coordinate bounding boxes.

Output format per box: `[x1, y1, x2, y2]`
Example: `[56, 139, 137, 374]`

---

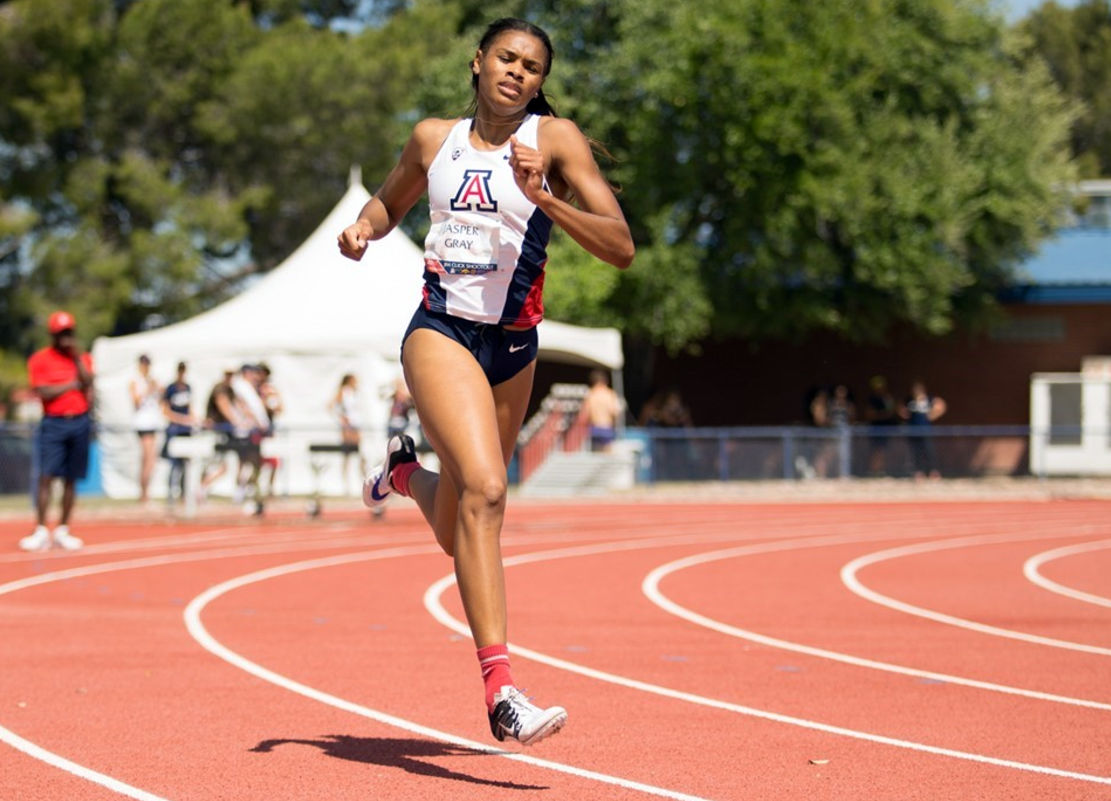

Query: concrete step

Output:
[519, 450, 636, 497]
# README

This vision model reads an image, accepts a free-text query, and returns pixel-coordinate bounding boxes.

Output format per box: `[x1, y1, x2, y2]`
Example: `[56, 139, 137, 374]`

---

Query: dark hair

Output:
[467, 18, 621, 195]
[469, 18, 557, 118]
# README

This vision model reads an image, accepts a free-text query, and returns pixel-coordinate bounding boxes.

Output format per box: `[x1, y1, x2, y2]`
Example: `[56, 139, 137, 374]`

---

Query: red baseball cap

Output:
[48, 310, 76, 334]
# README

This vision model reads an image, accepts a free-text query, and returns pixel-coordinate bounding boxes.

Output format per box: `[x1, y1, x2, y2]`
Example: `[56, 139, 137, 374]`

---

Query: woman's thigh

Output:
[402, 329, 504, 489]
[403, 329, 536, 483]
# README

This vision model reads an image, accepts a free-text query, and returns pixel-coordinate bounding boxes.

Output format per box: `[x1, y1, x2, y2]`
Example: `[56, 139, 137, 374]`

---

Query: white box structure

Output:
[1030, 357, 1111, 476]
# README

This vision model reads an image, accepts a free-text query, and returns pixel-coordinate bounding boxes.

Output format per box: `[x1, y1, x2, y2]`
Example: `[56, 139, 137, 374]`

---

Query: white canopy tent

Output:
[91, 180, 624, 499]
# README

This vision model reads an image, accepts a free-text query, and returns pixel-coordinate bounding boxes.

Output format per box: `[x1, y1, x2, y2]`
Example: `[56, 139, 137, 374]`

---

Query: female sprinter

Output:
[337, 17, 633, 746]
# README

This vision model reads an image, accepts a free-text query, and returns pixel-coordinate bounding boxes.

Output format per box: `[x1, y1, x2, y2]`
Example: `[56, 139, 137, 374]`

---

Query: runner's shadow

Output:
[250, 735, 548, 791]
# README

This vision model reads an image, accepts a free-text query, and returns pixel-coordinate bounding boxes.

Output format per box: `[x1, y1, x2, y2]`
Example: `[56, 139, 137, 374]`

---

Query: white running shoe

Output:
[52, 525, 84, 551]
[487, 686, 567, 746]
[362, 434, 417, 509]
[19, 525, 51, 552]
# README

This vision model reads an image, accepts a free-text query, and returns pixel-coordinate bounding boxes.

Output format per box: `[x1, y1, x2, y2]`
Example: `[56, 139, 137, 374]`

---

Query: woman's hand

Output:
[337, 220, 374, 261]
[508, 135, 546, 203]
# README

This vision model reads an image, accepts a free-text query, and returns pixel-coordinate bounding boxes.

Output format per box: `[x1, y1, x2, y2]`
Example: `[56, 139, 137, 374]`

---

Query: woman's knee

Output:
[461, 473, 507, 513]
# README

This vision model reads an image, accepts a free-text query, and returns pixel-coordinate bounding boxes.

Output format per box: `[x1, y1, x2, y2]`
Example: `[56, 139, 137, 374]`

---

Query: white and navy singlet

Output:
[421, 114, 553, 327]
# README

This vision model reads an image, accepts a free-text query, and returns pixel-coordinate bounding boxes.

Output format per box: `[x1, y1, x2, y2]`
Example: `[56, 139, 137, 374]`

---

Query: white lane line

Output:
[1024, 539, 1111, 609]
[0, 524, 369, 564]
[182, 547, 715, 801]
[0, 530, 386, 801]
[0, 534, 371, 597]
[424, 538, 1111, 786]
[0, 724, 171, 801]
[841, 534, 1111, 656]
[0, 502, 1083, 565]
[642, 540, 1111, 710]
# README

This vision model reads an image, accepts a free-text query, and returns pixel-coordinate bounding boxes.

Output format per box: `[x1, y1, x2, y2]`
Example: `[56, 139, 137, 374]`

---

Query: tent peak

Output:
[347, 164, 363, 188]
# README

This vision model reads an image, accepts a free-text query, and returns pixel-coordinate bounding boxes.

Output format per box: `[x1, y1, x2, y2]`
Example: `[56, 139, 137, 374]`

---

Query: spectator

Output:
[639, 388, 693, 428]
[808, 384, 854, 478]
[808, 386, 830, 427]
[230, 364, 269, 512]
[827, 384, 856, 428]
[20, 310, 93, 552]
[161, 361, 196, 504]
[385, 375, 414, 440]
[865, 375, 899, 476]
[257, 363, 283, 499]
[129, 353, 162, 504]
[199, 366, 240, 497]
[900, 379, 947, 480]
[582, 369, 623, 452]
[330, 373, 367, 495]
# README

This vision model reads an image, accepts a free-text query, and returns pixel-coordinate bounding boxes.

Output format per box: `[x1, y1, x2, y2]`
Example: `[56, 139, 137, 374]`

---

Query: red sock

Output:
[390, 462, 419, 496]
[477, 644, 514, 711]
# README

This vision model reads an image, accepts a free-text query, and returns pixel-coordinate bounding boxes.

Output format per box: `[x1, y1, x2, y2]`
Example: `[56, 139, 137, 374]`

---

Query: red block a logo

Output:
[450, 170, 498, 212]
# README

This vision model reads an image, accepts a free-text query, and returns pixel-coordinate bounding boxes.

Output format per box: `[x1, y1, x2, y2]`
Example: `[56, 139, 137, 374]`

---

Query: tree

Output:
[1019, 0, 1111, 177]
[583, 0, 1075, 344]
[0, 0, 428, 359]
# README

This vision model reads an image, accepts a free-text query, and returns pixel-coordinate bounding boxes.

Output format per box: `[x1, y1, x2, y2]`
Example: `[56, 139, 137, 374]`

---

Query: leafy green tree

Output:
[1019, 0, 1111, 176]
[583, 0, 1074, 344]
[0, 0, 427, 359]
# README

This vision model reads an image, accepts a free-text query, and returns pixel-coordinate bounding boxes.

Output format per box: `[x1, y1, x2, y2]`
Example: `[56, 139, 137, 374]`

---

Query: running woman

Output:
[337, 17, 634, 746]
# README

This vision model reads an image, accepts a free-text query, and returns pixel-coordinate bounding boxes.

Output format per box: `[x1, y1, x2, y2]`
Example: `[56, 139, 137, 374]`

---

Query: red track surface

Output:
[1, 499, 1109, 800]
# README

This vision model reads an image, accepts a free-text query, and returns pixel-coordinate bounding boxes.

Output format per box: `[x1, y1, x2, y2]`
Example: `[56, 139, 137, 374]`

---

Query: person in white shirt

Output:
[129, 354, 162, 504]
[329, 373, 367, 495]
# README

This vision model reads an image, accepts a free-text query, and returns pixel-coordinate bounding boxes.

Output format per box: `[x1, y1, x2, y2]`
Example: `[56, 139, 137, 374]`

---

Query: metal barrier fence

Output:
[0, 421, 1100, 495]
[629, 425, 1039, 482]
[0, 421, 392, 500]
[0, 423, 34, 495]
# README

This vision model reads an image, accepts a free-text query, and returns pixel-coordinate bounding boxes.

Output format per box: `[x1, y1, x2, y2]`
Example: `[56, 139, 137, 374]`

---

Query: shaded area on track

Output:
[250, 735, 549, 790]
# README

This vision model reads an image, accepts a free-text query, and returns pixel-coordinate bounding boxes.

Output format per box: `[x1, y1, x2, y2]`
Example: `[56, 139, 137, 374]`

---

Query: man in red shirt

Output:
[19, 311, 95, 551]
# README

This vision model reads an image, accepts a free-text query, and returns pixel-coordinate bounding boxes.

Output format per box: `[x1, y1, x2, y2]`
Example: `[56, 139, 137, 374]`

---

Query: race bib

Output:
[427, 216, 500, 275]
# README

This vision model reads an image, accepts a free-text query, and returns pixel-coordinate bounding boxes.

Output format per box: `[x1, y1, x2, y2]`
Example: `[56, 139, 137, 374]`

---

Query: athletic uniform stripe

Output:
[502, 207, 552, 326]
[421, 272, 446, 311]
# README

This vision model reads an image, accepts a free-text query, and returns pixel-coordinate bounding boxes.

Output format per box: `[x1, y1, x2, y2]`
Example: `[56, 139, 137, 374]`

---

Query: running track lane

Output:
[0, 501, 1109, 799]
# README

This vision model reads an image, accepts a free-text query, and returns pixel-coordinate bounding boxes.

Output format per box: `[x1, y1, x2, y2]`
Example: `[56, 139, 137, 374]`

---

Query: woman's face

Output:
[472, 30, 548, 113]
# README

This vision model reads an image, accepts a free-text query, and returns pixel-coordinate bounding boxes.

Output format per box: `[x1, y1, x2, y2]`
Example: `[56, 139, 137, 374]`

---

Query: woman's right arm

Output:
[337, 119, 452, 260]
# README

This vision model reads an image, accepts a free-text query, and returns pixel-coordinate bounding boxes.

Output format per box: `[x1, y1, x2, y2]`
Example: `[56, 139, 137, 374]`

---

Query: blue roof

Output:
[1016, 229, 1111, 285]
[1007, 228, 1111, 303]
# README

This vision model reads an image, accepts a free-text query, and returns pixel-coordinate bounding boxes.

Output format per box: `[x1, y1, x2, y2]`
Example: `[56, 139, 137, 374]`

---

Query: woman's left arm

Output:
[510, 119, 634, 269]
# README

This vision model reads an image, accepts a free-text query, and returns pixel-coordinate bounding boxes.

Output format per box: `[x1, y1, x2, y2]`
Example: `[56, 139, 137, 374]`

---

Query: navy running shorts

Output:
[402, 306, 538, 386]
[590, 425, 616, 451]
[38, 413, 91, 480]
